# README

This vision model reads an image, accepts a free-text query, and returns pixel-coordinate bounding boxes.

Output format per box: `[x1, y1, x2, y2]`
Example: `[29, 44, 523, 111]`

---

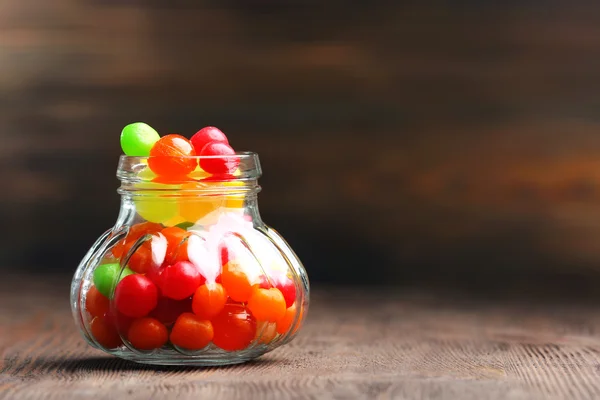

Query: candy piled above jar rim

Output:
[120, 123, 242, 179]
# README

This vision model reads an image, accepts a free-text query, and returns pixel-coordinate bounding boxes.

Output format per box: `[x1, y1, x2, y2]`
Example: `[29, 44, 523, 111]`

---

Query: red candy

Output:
[256, 275, 272, 289]
[254, 276, 296, 308]
[190, 126, 229, 154]
[219, 244, 231, 266]
[127, 317, 168, 350]
[148, 134, 197, 177]
[212, 304, 257, 351]
[150, 296, 193, 326]
[275, 278, 297, 309]
[114, 275, 158, 318]
[161, 261, 205, 300]
[90, 316, 122, 349]
[85, 286, 110, 318]
[146, 264, 165, 290]
[104, 309, 133, 334]
[199, 142, 239, 175]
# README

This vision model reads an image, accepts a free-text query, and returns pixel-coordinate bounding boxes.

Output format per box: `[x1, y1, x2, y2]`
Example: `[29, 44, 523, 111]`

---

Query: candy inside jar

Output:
[71, 124, 309, 366]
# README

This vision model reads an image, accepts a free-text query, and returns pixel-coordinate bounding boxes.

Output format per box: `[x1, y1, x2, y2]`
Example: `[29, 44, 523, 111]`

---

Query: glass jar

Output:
[70, 153, 309, 366]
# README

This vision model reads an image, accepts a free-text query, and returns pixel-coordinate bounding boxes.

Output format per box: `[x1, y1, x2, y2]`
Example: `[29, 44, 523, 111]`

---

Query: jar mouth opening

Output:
[117, 151, 262, 187]
[120, 151, 258, 162]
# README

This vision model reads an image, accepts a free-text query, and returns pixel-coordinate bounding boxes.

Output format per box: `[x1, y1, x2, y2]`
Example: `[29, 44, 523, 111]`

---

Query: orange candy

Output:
[170, 313, 214, 350]
[85, 286, 110, 318]
[90, 316, 122, 349]
[126, 240, 155, 273]
[293, 305, 304, 334]
[161, 226, 190, 265]
[211, 304, 256, 351]
[148, 134, 197, 177]
[255, 321, 277, 344]
[123, 231, 168, 274]
[221, 262, 252, 302]
[276, 303, 298, 335]
[112, 222, 162, 258]
[127, 317, 168, 350]
[192, 283, 227, 320]
[247, 287, 286, 322]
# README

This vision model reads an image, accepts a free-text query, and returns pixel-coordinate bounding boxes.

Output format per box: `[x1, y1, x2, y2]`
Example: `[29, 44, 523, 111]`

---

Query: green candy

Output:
[175, 221, 195, 230]
[93, 263, 134, 298]
[120, 122, 160, 156]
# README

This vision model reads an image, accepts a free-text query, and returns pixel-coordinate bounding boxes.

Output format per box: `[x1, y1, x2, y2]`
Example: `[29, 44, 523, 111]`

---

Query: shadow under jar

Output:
[70, 153, 309, 366]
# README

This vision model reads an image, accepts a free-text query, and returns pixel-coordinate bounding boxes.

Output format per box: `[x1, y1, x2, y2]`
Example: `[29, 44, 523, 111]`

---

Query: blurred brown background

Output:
[3, 1, 600, 289]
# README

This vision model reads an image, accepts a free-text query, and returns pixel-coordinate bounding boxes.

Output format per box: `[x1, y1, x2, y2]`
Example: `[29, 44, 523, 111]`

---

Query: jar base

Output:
[107, 347, 270, 367]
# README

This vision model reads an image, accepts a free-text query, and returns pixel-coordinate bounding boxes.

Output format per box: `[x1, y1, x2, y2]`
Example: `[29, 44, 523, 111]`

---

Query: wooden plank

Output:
[2, 276, 600, 399]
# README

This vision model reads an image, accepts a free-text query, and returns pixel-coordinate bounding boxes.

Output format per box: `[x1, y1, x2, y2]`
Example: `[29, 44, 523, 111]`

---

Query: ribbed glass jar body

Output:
[70, 153, 309, 365]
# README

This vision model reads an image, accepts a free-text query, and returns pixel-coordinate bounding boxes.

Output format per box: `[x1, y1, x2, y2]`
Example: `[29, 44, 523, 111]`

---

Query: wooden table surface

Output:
[2, 276, 600, 400]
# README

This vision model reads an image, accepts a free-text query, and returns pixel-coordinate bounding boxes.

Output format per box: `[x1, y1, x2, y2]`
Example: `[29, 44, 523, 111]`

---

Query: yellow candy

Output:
[179, 197, 223, 223]
[222, 180, 245, 209]
[178, 183, 223, 223]
[225, 195, 244, 209]
[137, 166, 157, 181]
[188, 166, 210, 180]
[135, 196, 179, 223]
[163, 214, 187, 227]
[133, 180, 180, 223]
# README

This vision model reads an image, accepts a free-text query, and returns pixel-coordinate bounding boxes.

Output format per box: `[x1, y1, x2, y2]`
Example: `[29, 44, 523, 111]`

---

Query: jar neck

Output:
[113, 153, 264, 229]
[114, 189, 263, 231]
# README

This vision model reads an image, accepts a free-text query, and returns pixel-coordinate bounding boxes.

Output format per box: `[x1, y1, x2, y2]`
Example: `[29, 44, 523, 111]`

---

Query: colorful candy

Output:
[120, 122, 160, 156]
[161, 261, 205, 300]
[247, 287, 286, 322]
[124, 233, 167, 274]
[275, 277, 297, 309]
[151, 297, 193, 326]
[148, 134, 197, 177]
[85, 286, 110, 318]
[114, 275, 158, 318]
[93, 263, 134, 298]
[178, 184, 223, 223]
[135, 197, 179, 224]
[90, 316, 122, 349]
[276, 303, 299, 335]
[199, 142, 239, 175]
[161, 226, 191, 265]
[127, 317, 168, 350]
[84, 123, 306, 355]
[192, 283, 227, 320]
[212, 304, 256, 351]
[170, 313, 213, 350]
[221, 262, 253, 303]
[256, 321, 278, 344]
[112, 222, 162, 259]
[190, 126, 229, 154]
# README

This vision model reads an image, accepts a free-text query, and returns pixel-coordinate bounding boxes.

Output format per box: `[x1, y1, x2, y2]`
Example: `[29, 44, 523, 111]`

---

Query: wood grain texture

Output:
[2, 275, 600, 399]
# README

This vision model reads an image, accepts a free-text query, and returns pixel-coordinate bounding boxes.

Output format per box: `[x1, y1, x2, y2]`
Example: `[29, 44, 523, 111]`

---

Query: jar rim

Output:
[120, 151, 258, 162]
[117, 151, 262, 186]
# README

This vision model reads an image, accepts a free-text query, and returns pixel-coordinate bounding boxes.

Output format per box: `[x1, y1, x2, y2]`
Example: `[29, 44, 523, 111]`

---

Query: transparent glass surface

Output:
[70, 153, 309, 366]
